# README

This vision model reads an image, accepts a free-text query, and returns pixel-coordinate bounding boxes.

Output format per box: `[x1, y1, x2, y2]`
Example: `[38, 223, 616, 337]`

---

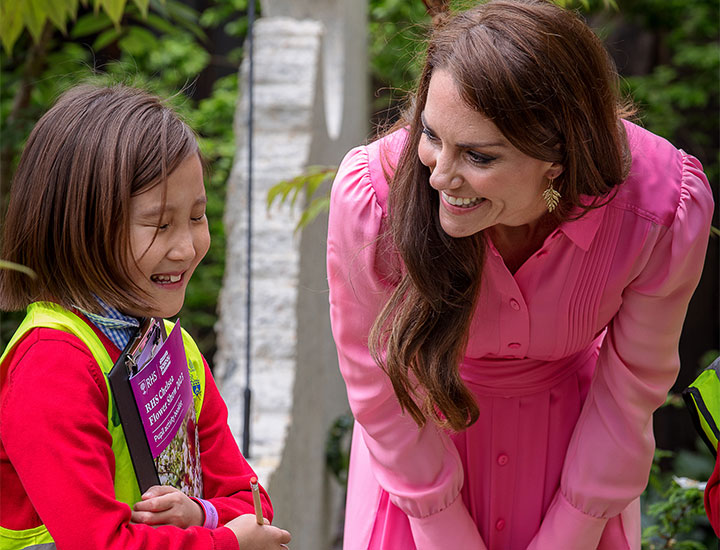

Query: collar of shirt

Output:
[76, 297, 141, 351]
[559, 197, 606, 251]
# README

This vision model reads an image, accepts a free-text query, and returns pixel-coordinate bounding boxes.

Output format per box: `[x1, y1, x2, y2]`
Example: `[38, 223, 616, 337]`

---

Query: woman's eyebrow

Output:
[420, 110, 508, 149]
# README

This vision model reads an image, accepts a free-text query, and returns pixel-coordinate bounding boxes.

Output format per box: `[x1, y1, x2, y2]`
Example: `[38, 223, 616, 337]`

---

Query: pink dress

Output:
[326, 121, 714, 550]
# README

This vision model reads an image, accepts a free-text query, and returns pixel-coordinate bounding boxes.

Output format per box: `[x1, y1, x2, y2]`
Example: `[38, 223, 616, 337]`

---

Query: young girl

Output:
[0, 84, 291, 550]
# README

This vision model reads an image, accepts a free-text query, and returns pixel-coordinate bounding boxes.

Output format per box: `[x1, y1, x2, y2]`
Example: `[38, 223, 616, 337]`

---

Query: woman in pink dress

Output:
[326, 1, 715, 549]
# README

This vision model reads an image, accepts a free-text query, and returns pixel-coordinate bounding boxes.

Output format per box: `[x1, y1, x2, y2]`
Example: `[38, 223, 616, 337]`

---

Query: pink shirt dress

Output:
[327, 121, 714, 550]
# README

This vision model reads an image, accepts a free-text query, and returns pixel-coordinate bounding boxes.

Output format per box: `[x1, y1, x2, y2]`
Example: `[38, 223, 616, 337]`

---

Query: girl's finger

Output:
[133, 495, 172, 513]
[142, 485, 178, 499]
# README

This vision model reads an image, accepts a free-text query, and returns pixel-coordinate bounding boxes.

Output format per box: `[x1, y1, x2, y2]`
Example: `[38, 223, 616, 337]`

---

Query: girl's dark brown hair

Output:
[0, 84, 198, 313]
[370, 0, 634, 432]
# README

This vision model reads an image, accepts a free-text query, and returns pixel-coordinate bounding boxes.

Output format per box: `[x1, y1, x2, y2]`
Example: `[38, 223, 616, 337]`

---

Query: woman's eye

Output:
[421, 126, 438, 142]
[157, 223, 170, 231]
[191, 214, 206, 222]
[466, 150, 495, 165]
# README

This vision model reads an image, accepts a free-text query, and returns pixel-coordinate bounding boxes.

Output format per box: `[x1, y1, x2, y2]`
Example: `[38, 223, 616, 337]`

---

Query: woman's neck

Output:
[488, 214, 558, 274]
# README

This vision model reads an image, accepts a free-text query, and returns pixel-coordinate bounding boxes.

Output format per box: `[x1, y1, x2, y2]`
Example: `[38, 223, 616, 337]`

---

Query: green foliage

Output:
[325, 410, 354, 487]
[642, 482, 708, 550]
[642, 444, 714, 549]
[0, 0, 158, 55]
[368, 0, 428, 114]
[266, 166, 336, 232]
[0, 261, 36, 278]
[621, 0, 719, 185]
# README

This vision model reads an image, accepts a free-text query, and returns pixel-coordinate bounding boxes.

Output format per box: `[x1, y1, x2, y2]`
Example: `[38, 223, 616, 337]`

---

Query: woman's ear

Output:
[546, 163, 564, 180]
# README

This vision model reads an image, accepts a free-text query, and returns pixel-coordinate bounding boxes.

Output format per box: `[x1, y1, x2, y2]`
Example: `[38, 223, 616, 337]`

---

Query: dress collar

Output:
[557, 197, 607, 251]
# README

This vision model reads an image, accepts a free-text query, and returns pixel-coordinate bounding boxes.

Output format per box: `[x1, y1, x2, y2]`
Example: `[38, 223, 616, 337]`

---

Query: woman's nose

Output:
[428, 150, 460, 191]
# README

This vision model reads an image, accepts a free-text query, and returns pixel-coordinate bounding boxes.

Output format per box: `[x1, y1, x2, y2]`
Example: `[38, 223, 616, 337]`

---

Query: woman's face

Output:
[417, 69, 561, 238]
[125, 153, 210, 318]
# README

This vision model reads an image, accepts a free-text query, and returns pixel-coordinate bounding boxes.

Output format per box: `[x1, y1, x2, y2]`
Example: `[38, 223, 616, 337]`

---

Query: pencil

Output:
[250, 476, 263, 525]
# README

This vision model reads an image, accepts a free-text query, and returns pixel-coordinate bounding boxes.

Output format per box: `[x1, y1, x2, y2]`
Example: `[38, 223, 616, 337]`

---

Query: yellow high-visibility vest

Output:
[683, 356, 720, 456]
[0, 302, 206, 550]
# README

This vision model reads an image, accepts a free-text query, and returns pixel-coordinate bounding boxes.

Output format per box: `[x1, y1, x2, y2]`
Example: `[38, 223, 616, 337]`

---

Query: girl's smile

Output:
[126, 154, 210, 319]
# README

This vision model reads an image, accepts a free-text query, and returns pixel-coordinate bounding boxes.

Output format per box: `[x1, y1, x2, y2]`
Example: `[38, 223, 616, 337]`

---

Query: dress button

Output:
[508, 342, 521, 349]
[497, 454, 509, 466]
[509, 299, 520, 311]
[495, 519, 506, 531]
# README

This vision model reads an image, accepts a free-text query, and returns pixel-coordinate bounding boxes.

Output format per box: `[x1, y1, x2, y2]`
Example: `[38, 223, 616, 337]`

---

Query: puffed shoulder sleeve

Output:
[530, 153, 714, 549]
[327, 142, 486, 549]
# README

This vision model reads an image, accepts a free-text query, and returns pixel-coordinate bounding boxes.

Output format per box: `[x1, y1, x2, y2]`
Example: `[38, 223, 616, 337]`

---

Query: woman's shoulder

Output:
[613, 120, 712, 228]
[333, 128, 409, 216]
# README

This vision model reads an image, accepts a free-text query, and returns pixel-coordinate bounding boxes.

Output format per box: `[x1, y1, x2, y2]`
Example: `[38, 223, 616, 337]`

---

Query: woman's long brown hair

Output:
[369, 0, 633, 432]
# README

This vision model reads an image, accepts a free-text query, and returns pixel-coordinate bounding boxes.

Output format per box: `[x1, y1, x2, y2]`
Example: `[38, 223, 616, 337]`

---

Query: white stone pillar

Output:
[216, 2, 368, 548]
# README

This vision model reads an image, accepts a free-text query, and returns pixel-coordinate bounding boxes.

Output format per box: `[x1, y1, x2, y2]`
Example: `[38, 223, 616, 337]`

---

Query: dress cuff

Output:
[191, 497, 219, 529]
[407, 495, 487, 550]
[527, 490, 607, 550]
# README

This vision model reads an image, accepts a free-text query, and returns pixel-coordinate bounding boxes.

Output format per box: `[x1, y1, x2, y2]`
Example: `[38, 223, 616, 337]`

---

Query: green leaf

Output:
[100, 0, 127, 26]
[118, 25, 156, 56]
[70, 12, 113, 37]
[131, 0, 150, 18]
[0, 260, 37, 278]
[42, 0, 69, 35]
[0, 0, 24, 55]
[296, 196, 331, 232]
[144, 12, 177, 34]
[23, 0, 49, 43]
[93, 26, 123, 50]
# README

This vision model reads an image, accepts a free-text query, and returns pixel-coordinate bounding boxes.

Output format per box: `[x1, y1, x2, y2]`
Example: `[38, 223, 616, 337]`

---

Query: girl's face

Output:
[417, 69, 562, 238]
[126, 154, 210, 319]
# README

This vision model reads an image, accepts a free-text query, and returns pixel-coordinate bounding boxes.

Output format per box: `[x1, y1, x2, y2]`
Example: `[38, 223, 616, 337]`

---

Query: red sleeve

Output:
[706, 452, 720, 538]
[0, 329, 239, 550]
[197, 359, 273, 523]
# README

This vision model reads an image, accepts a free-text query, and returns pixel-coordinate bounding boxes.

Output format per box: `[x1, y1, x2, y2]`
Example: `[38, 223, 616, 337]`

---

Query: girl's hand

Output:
[131, 485, 204, 528]
[224, 514, 292, 550]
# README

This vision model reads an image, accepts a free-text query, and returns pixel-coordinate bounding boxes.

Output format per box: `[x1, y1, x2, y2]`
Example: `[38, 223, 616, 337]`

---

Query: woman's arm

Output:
[528, 154, 714, 549]
[328, 143, 486, 549]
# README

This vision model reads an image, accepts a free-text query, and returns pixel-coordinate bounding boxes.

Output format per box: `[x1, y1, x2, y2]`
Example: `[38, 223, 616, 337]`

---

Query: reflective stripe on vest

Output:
[683, 356, 720, 457]
[0, 302, 206, 549]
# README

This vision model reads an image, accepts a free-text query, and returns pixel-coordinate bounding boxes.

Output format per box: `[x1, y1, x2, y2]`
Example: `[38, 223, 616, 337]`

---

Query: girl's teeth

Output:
[152, 274, 182, 283]
[442, 191, 482, 208]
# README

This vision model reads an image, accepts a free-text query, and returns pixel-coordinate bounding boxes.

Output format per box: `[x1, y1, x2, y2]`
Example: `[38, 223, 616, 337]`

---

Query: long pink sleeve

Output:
[327, 142, 487, 549]
[529, 154, 714, 549]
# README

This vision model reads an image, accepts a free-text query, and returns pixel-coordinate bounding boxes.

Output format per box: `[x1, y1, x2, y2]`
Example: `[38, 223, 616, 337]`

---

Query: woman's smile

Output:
[417, 69, 562, 238]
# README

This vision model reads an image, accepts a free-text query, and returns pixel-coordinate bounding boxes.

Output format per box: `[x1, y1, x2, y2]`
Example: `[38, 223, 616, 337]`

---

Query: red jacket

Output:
[707, 452, 719, 538]
[0, 317, 271, 550]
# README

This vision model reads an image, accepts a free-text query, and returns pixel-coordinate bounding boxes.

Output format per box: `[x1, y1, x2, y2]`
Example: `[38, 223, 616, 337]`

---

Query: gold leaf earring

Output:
[542, 177, 561, 213]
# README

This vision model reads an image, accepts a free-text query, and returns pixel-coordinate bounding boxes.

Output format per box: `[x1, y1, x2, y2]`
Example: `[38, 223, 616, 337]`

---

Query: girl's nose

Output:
[168, 229, 196, 261]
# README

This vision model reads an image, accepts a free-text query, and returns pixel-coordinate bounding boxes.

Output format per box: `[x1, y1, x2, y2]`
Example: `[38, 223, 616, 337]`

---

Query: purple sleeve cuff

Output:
[192, 497, 219, 529]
